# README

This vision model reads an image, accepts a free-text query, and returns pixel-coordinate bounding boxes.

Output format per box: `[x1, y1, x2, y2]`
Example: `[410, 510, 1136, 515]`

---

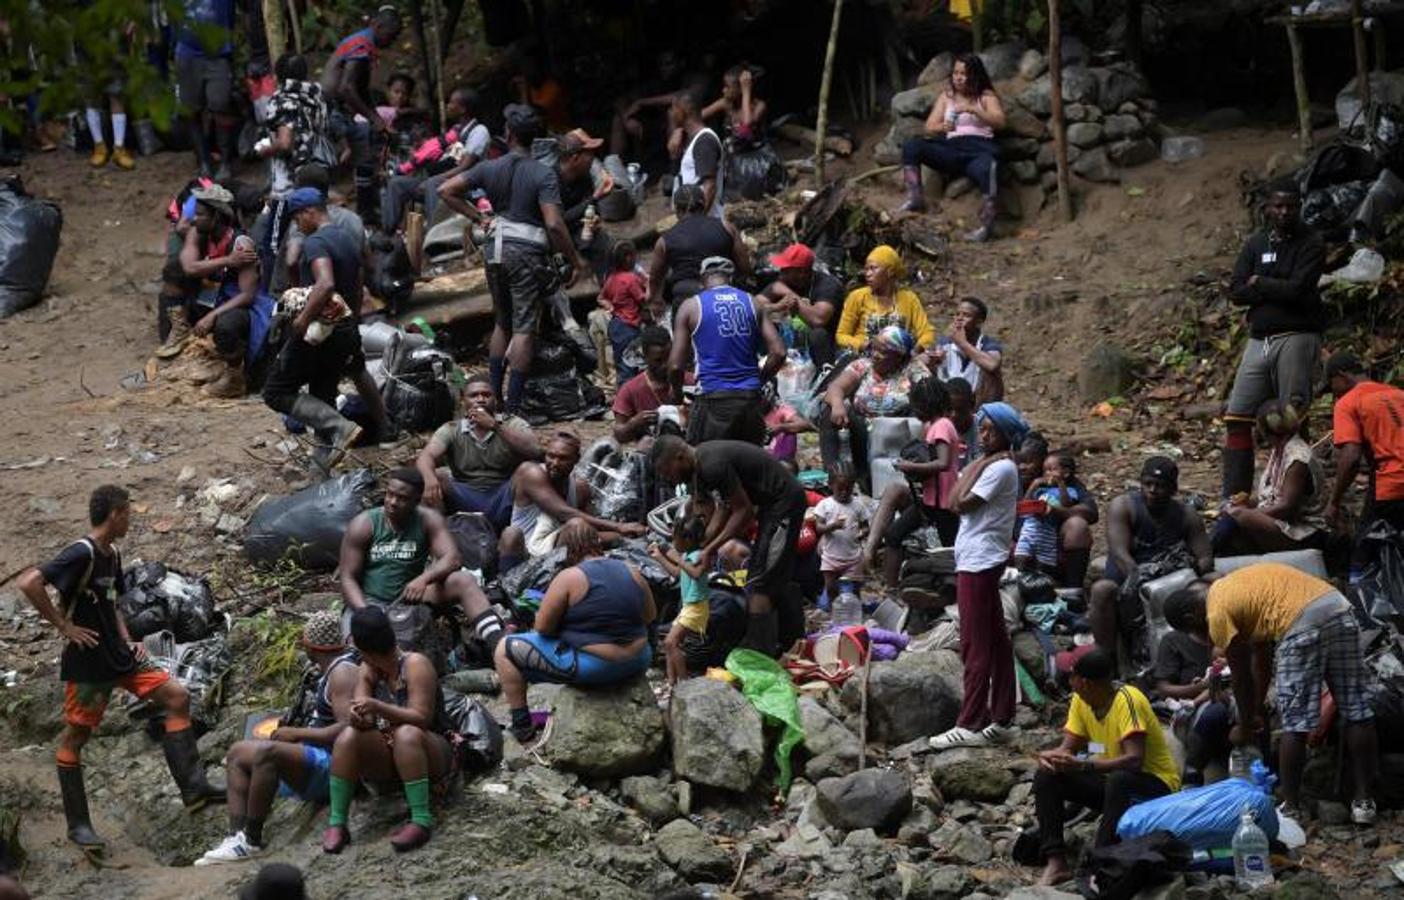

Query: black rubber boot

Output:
[896, 165, 926, 213]
[162, 729, 226, 811]
[966, 197, 997, 242]
[57, 765, 105, 848]
[740, 611, 779, 657]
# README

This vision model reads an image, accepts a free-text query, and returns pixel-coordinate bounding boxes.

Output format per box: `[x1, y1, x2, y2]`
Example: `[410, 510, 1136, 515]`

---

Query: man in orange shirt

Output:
[1324, 352, 1404, 572]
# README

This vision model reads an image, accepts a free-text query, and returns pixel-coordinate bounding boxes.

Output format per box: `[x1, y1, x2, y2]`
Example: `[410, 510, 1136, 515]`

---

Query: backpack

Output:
[1078, 831, 1192, 900]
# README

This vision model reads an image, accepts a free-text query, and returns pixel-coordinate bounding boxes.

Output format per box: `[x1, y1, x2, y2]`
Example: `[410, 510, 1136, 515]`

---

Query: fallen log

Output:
[774, 122, 853, 157]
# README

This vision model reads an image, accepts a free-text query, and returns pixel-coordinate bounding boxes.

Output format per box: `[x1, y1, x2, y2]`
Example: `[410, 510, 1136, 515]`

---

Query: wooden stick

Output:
[814, 0, 846, 186]
[1286, 23, 1312, 152]
[284, 0, 302, 54]
[851, 164, 899, 185]
[1047, 0, 1073, 222]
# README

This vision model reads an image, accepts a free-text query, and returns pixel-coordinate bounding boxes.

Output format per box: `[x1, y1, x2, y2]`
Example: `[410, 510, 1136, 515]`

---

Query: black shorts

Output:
[176, 56, 234, 114]
[486, 244, 550, 335]
[686, 390, 766, 445]
[747, 499, 806, 597]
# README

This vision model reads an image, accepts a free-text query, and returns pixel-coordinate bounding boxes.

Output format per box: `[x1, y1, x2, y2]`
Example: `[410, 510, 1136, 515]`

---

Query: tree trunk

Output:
[439, 0, 465, 62]
[815, 0, 846, 186]
[1352, 0, 1371, 110]
[1125, 0, 1143, 69]
[408, 1, 441, 130]
[1048, 0, 1073, 222]
[262, 0, 286, 61]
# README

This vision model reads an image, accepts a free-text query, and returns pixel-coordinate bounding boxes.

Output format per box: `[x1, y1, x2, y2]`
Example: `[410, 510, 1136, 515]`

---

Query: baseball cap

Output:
[769, 243, 815, 270]
[191, 184, 235, 216]
[700, 256, 735, 278]
[286, 187, 326, 213]
[1140, 455, 1179, 490]
[560, 128, 603, 154]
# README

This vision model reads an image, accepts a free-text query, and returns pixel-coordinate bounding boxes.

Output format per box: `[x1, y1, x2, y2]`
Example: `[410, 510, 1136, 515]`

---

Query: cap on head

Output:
[300, 610, 345, 653]
[1140, 455, 1179, 490]
[700, 256, 735, 279]
[769, 243, 815, 270]
[286, 187, 326, 213]
[559, 128, 603, 154]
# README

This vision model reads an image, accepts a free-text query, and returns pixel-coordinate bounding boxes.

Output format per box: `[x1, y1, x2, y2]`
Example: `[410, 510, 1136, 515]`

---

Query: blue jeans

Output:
[902, 135, 999, 197]
[444, 478, 513, 532]
[607, 317, 641, 388]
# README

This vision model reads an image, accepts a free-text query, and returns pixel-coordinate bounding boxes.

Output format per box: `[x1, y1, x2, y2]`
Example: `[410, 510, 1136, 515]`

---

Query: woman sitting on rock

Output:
[897, 53, 1006, 242]
[494, 519, 657, 745]
[1213, 399, 1328, 555]
[834, 245, 935, 355]
[322, 606, 453, 855]
[820, 325, 931, 485]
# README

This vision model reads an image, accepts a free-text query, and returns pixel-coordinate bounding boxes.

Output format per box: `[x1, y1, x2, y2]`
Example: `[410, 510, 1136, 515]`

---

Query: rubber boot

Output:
[162, 729, 226, 811]
[57, 765, 105, 848]
[202, 355, 246, 398]
[966, 197, 997, 243]
[156, 309, 193, 359]
[291, 395, 362, 473]
[214, 121, 237, 182]
[896, 165, 926, 213]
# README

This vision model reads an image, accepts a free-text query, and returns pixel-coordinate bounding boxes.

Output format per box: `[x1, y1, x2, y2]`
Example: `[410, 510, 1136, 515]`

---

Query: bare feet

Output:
[1038, 857, 1073, 886]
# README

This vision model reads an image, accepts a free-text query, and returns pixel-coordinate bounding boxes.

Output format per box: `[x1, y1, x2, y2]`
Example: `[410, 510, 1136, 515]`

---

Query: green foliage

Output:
[297, 0, 365, 54]
[0, 0, 189, 132]
[237, 609, 307, 706]
[976, 0, 1100, 46]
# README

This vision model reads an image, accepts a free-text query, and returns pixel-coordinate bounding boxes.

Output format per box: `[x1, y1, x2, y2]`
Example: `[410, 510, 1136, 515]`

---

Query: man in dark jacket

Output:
[1222, 182, 1325, 501]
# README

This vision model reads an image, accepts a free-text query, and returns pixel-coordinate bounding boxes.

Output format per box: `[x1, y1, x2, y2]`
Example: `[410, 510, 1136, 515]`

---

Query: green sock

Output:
[403, 778, 433, 828]
[328, 775, 354, 827]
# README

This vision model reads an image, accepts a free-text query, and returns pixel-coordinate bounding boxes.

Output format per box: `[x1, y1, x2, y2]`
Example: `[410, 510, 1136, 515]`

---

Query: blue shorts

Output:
[444, 479, 513, 532]
[502, 632, 652, 685]
[276, 744, 332, 804]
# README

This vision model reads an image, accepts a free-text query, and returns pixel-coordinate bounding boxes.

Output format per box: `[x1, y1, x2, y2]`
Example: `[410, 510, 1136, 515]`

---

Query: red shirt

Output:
[601, 271, 647, 328]
[612, 370, 692, 420]
[1334, 380, 1404, 501]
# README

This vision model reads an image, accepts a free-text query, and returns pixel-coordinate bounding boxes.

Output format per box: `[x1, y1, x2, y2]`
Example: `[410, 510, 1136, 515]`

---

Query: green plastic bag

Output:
[725, 648, 804, 796]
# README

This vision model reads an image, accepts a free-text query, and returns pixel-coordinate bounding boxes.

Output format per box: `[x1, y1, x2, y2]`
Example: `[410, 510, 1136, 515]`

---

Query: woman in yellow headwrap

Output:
[834, 245, 934, 354]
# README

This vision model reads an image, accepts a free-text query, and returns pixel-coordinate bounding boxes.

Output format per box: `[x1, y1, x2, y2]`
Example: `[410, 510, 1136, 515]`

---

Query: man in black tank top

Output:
[1088, 457, 1213, 667]
[647, 184, 752, 308]
[196, 611, 359, 865]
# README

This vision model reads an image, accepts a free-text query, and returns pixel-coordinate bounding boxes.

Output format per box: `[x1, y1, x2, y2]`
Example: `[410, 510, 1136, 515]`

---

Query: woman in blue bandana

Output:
[819, 325, 931, 483]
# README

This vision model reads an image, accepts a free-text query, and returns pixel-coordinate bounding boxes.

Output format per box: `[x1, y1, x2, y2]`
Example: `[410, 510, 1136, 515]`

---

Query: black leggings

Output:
[1034, 767, 1170, 857]
[884, 499, 959, 549]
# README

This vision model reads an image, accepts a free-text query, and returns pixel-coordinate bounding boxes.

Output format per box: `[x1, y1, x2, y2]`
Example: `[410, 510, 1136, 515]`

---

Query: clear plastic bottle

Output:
[837, 427, 852, 464]
[832, 583, 862, 627]
[580, 203, 597, 243]
[1228, 747, 1252, 780]
[1232, 806, 1273, 890]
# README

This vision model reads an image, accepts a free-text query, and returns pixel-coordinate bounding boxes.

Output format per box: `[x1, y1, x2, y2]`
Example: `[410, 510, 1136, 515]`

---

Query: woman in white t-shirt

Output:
[930, 402, 1028, 750]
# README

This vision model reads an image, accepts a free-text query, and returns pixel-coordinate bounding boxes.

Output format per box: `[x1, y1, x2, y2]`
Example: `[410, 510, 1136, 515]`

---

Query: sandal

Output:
[929, 726, 987, 751]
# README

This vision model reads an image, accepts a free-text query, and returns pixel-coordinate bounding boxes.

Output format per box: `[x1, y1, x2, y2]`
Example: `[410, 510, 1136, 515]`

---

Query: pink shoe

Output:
[389, 822, 432, 852]
[321, 825, 351, 854]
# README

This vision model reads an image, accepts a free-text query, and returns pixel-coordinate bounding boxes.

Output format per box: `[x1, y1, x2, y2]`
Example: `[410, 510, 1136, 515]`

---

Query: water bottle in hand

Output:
[1232, 806, 1273, 890]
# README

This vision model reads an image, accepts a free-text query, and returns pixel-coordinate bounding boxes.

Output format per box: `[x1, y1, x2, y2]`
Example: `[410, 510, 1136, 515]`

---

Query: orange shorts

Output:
[63, 665, 170, 728]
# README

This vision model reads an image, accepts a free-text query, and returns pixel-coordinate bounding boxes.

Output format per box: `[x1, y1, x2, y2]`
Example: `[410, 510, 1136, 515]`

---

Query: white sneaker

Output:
[929, 726, 987, 751]
[1352, 799, 1378, 826]
[194, 831, 265, 866]
[981, 723, 1016, 745]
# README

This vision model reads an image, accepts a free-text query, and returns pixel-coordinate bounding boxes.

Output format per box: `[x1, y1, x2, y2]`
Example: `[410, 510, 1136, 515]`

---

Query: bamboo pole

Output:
[1047, 0, 1072, 222]
[1286, 22, 1312, 152]
[814, 0, 845, 187]
[1351, 0, 1371, 111]
[262, 0, 286, 60]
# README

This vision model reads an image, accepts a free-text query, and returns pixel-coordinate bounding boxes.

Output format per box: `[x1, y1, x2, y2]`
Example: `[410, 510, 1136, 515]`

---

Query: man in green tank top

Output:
[339, 469, 505, 652]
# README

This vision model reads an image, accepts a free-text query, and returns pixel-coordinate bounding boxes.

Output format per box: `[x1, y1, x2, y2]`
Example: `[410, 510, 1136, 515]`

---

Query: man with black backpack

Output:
[16, 485, 224, 855]
[195, 611, 359, 865]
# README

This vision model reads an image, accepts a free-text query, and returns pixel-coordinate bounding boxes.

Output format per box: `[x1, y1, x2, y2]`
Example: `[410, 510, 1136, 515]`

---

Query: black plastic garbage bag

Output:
[1371, 103, 1404, 172]
[726, 142, 787, 201]
[442, 688, 504, 774]
[0, 176, 62, 318]
[579, 440, 652, 524]
[118, 562, 218, 642]
[521, 374, 607, 425]
[680, 586, 749, 671]
[1299, 141, 1379, 193]
[447, 512, 497, 577]
[1302, 180, 1372, 239]
[499, 546, 568, 599]
[367, 232, 414, 311]
[1078, 831, 1191, 900]
[130, 626, 231, 732]
[530, 335, 579, 377]
[1353, 519, 1404, 623]
[244, 469, 376, 569]
[383, 347, 455, 433]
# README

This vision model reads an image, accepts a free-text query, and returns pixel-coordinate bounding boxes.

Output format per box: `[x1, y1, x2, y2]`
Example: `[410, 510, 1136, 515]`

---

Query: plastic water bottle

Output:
[832, 583, 862, 627]
[837, 427, 852, 464]
[1232, 806, 1273, 890]
[1228, 748, 1252, 781]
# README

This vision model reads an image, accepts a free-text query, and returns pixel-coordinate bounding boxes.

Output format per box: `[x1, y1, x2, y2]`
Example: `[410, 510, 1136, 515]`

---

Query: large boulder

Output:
[1010, 160, 1041, 185]
[1078, 342, 1137, 401]
[1109, 137, 1159, 168]
[1003, 100, 1048, 140]
[874, 116, 928, 165]
[1062, 66, 1100, 105]
[998, 136, 1040, 160]
[892, 84, 940, 118]
[1072, 146, 1120, 183]
[841, 650, 962, 744]
[1092, 65, 1149, 111]
[917, 52, 955, 87]
[619, 775, 680, 826]
[1018, 49, 1047, 80]
[536, 679, 666, 778]
[670, 677, 764, 791]
[799, 696, 861, 780]
[815, 768, 913, 833]
[927, 748, 1016, 802]
[654, 818, 732, 882]
[977, 41, 1025, 82]
[1066, 122, 1105, 148]
[1018, 77, 1053, 117]
[929, 819, 993, 864]
[1103, 113, 1142, 142]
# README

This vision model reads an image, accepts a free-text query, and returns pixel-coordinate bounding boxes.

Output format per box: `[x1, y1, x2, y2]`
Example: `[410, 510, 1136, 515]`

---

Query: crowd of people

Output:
[7, 7, 1404, 893]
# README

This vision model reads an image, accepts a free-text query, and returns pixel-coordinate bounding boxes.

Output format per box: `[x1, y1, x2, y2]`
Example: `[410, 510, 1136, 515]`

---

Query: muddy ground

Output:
[0, 127, 1393, 899]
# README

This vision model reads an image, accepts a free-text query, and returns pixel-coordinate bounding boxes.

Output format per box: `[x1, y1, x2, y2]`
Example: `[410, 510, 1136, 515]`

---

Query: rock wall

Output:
[876, 41, 1164, 194]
